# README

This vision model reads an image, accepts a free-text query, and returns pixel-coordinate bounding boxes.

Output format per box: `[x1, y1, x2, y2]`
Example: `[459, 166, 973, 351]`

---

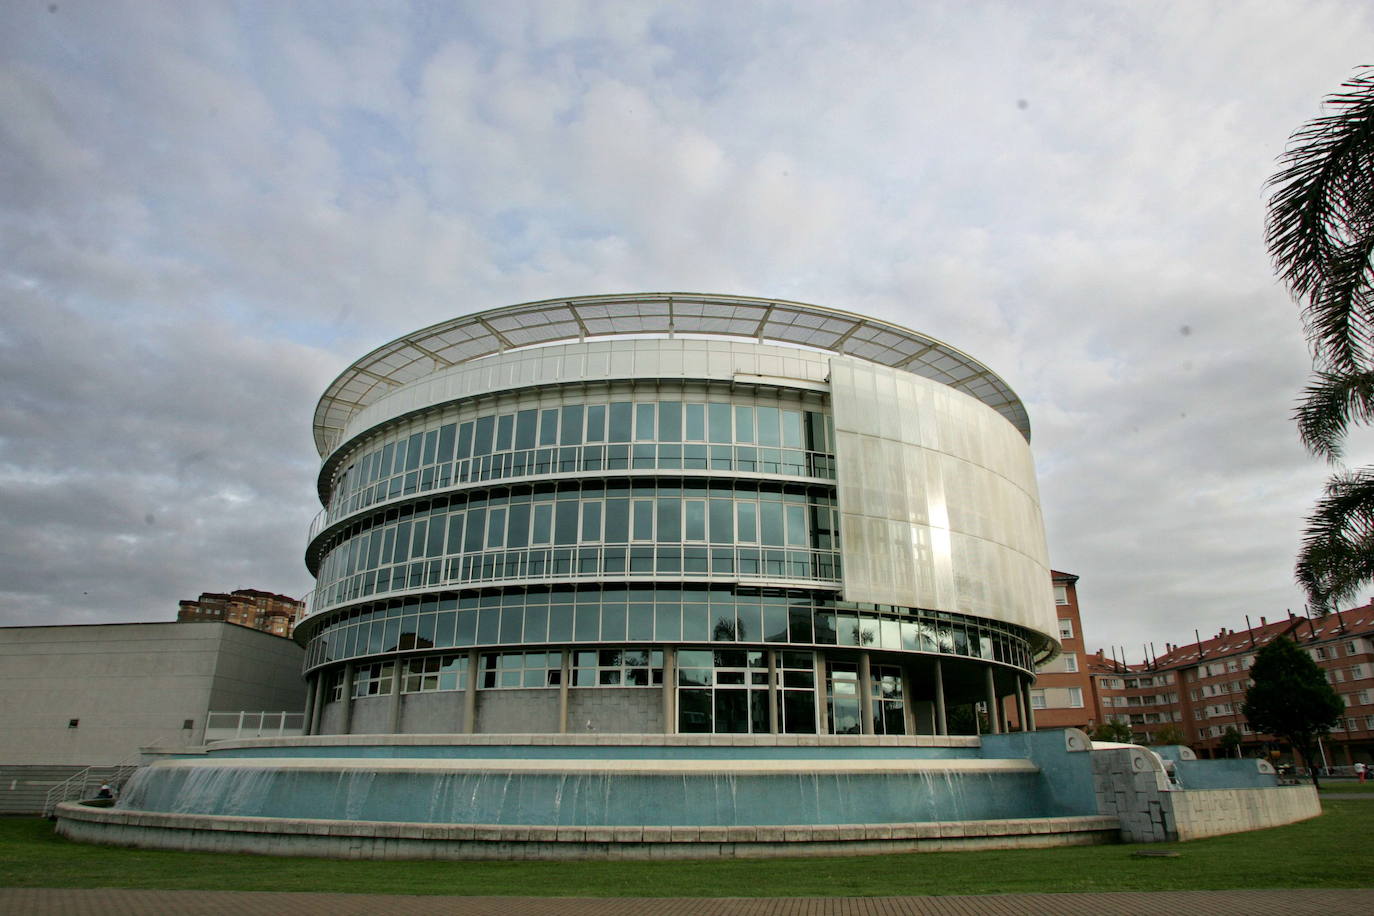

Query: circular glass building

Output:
[295, 293, 1058, 739]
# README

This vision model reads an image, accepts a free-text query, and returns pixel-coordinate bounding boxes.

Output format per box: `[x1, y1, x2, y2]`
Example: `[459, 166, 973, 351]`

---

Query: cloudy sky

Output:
[4, 0, 1373, 661]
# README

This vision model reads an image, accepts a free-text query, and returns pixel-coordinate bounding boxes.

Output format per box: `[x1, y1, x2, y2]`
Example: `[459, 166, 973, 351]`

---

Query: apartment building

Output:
[1026, 571, 1098, 729]
[176, 589, 305, 638]
[1086, 604, 1374, 764]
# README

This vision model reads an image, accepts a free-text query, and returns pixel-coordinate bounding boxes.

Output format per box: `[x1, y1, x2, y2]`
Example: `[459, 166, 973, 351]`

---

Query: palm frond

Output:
[1294, 369, 1374, 459]
[1296, 468, 1374, 610]
[1267, 67, 1374, 371]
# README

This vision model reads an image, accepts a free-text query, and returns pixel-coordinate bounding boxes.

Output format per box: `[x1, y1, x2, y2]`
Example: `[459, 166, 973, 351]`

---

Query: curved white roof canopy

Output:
[313, 293, 1030, 456]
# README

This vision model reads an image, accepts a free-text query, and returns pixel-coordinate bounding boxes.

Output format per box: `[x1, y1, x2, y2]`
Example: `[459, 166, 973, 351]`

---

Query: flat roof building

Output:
[0, 621, 304, 813]
[295, 294, 1060, 738]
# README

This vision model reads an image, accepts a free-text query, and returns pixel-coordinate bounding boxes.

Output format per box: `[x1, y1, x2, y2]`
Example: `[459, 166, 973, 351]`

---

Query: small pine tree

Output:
[1241, 637, 1344, 789]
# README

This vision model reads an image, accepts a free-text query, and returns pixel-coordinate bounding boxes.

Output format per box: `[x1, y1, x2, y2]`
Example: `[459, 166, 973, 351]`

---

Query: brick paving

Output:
[3, 888, 1373, 915]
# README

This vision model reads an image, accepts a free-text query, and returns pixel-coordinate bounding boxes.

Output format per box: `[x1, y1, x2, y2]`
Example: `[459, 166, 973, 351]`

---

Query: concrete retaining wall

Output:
[1092, 746, 1320, 842]
[54, 802, 1120, 860]
[1168, 786, 1320, 841]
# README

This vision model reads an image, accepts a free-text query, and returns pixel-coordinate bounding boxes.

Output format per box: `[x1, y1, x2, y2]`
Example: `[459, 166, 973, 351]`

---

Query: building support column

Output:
[558, 649, 571, 734]
[662, 648, 677, 735]
[340, 662, 356, 735]
[815, 653, 829, 735]
[985, 667, 1001, 735]
[901, 667, 916, 736]
[1013, 677, 1028, 732]
[387, 662, 403, 734]
[858, 651, 875, 736]
[767, 650, 780, 734]
[463, 650, 479, 734]
[302, 678, 317, 737]
[933, 659, 947, 736]
[1024, 676, 1036, 730]
[312, 673, 327, 735]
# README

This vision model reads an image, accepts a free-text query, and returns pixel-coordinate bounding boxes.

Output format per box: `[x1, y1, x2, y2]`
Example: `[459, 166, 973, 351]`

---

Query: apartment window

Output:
[1189, 688, 1200, 700]
[1361, 690, 1372, 705]
[1053, 586, 1069, 606]
[1030, 689, 1047, 709]
[1058, 619, 1074, 639]
[1064, 687, 1084, 708]
[1315, 647, 1329, 660]
[1062, 653, 1078, 673]
[1352, 665, 1366, 679]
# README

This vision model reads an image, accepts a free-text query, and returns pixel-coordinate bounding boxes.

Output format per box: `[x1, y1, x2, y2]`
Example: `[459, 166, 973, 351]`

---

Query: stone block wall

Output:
[1093, 746, 1321, 842]
[475, 689, 559, 733]
[1092, 746, 1173, 842]
[1168, 786, 1319, 841]
[398, 692, 466, 734]
[349, 696, 392, 734]
[567, 688, 663, 734]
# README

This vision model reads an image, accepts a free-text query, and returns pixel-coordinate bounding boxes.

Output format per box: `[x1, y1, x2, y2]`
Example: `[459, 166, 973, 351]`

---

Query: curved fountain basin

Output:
[116, 752, 1048, 826]
[58, 731, 1118, 859]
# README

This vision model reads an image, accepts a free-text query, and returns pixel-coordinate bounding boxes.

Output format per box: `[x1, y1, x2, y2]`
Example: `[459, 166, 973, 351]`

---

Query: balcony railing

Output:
[309, 545, 842, 616]
[308, 446, 838, 546]
[204, 711, 305, 743]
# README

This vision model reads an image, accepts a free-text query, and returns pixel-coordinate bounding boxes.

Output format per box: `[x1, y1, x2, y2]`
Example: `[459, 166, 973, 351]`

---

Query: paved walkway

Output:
[4, 888, 1373, 915]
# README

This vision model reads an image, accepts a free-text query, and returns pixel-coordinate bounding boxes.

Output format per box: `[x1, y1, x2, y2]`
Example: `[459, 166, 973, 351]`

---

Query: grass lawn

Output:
[1319, 781, 1374, 793]
[0, 803, 1367, 898]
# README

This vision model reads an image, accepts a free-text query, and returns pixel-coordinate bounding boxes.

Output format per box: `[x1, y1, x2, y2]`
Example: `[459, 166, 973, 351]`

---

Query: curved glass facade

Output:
[311, 481, 842, 610]
[299, 300, 1054, 739]
[317, 395, 835, 533]
[302, 584, 1037, 674]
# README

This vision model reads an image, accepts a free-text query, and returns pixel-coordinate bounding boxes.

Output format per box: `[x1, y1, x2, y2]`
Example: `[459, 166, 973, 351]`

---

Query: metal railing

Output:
[204, 711, 305, 743]
[310, 545, 842, 615]
[43, 754, 144, 817]
[309, 446, 838, 544]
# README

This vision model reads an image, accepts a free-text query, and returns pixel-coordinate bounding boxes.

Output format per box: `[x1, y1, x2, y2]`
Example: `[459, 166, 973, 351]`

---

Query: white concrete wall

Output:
[332, 339, 833, 462]
[1168, 786, 1320, 841]
[828, 357, 1055, 640]
[0, 623, 303, 766]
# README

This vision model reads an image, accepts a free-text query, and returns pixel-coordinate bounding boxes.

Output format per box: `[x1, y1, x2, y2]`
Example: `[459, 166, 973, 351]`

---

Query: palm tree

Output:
[1267, 67, 1374, 612]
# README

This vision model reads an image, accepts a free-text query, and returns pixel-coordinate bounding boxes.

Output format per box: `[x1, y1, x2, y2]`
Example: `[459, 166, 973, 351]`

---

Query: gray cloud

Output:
[3, 1, 1373, 661]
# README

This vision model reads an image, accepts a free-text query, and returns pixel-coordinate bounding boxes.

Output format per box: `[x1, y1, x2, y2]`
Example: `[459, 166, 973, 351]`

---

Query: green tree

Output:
[1267, 68, 1374, 610]
[1241, 637, 1344, 789]
[1090, 720, 1133, 743]
[1220, 725, 1244, 758]
[1148, 724, 1188, 747]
